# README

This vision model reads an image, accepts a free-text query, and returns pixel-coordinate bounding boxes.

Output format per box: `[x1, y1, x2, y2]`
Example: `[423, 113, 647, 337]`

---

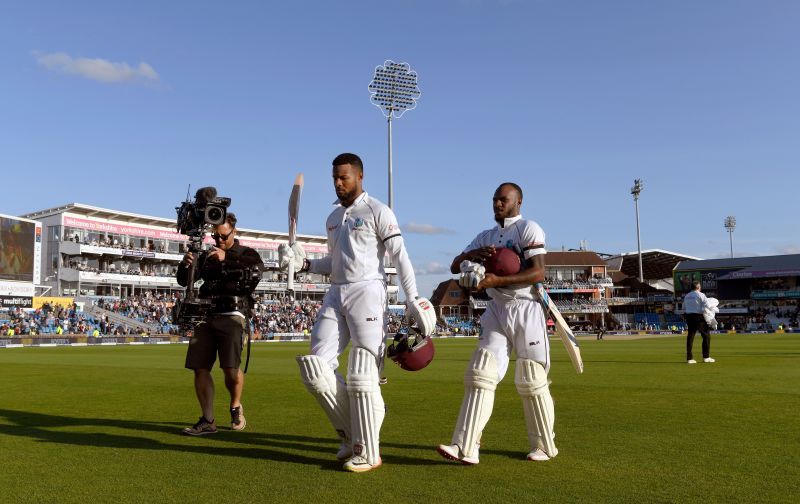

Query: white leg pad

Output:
[347, 347, 385, 465]
[297, 355, 351, 444]
[515, 358, 558, 457]
[451, 348, 499, 458]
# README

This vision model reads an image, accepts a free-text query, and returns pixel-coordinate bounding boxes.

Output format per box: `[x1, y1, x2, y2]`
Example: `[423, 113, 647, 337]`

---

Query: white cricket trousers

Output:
[311, 279, 388, 367]
[478, 297, 550, 380]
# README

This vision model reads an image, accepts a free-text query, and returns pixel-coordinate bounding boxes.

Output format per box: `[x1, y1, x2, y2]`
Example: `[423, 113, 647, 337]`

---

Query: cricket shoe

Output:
[526, 448, 557, 462]
[687, 359, 697, 364]
[230, 405, 246, 431]
[436, 444, 479, 465]
[343, 455, 382, 473]
[182, 416, 218, 436]
[703, 357, 716, 363]
[336, 442, 353, 461]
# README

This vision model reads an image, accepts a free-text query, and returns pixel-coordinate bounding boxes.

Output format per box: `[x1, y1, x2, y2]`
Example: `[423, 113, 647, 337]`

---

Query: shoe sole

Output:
[344, 459, 382, 473]
[526, 455, 551, 462]
[182, 429, 218, 436]
[436, 446, 477, 465]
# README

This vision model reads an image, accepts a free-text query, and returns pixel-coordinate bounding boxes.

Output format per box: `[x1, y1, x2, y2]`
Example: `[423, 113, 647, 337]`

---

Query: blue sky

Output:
[1, 0, 798, 298]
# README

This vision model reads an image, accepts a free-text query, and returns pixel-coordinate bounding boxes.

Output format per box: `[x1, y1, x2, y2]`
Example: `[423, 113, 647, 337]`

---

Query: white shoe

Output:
[687, 359, 697, 364]
[343, 454, 382, 473]
[703, 357, 715, 363]
[526, 447, 557, 461]
[336, 441, 353, 461]
[436, 444, 479, 465]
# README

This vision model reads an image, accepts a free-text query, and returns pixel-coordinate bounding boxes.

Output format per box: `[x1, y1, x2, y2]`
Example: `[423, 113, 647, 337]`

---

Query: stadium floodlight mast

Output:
[368, 60, 421, 210]
[631, 179, 644, 282]
[724, 215, 736, 258]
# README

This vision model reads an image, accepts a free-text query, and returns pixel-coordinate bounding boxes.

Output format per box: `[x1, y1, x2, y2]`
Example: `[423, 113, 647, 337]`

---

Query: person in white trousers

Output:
[280, 153, 436, 473]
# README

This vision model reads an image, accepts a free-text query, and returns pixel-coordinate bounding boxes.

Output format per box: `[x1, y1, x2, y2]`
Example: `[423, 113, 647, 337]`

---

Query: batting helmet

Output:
[387, 329, 435, 371]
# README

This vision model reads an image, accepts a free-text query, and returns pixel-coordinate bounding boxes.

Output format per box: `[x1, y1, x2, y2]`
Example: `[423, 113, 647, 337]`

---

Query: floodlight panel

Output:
[368, 59, 422, 118]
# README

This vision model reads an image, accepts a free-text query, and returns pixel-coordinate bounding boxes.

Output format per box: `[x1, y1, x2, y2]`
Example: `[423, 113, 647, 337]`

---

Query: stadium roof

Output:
[605, 249, 701, 280]
[675, 254, 800, 280]
[20, 203, 326, 244]
[546, 251, 606, 267]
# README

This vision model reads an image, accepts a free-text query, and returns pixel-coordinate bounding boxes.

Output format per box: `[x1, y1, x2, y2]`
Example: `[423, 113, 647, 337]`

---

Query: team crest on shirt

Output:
[505, 240, 514, 249]
[353, 217, 365, 228]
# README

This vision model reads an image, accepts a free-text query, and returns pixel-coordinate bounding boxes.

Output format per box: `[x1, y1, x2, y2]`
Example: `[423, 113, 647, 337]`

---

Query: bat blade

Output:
[537, 285, 584, 374]
[288, 173, 304, 245]
[287, 173, 304, 294]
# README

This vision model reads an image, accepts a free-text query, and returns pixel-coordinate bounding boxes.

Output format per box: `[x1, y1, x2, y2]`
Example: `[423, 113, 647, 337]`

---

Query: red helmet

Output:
[387, 329, 435, 371]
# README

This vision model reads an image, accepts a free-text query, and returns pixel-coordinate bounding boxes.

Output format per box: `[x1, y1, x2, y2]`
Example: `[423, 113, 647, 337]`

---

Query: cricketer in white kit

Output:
[279, 153, 436, 473]
[438, 182, 558, 464]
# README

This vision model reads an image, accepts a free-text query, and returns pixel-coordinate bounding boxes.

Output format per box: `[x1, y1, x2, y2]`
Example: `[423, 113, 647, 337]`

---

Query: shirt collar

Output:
[333, 191, 368, 207]
[496, 214, 523, 229]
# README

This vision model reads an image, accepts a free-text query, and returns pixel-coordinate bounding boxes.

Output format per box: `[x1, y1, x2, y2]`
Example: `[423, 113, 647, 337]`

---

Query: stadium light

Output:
[724, 215, 736, 259]
[368, 60, 421, 210]
[631, 179, 644, 282]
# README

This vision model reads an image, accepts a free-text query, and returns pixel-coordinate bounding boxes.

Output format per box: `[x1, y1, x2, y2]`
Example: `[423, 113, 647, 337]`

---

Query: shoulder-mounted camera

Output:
[176, 186, 231, 236]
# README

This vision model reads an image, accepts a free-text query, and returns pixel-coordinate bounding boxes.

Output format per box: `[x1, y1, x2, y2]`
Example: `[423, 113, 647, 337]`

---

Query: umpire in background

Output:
[177, 212, 263, 435]
[683, 281, 714, 364]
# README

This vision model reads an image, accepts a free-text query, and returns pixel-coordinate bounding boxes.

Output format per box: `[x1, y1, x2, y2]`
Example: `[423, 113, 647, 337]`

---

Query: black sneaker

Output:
[230, 405, 246, 431]
[182, 416, 218, 436]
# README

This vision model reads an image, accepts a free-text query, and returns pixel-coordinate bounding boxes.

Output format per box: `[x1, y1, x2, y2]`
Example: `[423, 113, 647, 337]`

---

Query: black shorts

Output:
[185, 315, 246, 370]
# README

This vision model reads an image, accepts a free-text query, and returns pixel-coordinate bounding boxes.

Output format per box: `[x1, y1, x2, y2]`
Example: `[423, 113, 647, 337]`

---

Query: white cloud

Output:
[34, 51, 159, 84]
[416, 261, 452, 275]
[404, 222, 455, 235]
[775, 245, 800, 255]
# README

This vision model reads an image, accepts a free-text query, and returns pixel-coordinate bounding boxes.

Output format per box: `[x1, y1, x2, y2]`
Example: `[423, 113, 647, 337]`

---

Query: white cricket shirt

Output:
[308, 191, 419, 299]
[683, 290, 708, 314]
[463, 214, 546, 301]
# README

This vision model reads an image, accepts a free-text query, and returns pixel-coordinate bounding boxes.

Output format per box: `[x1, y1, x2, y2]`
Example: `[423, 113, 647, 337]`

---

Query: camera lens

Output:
[205, 206, 224, 224]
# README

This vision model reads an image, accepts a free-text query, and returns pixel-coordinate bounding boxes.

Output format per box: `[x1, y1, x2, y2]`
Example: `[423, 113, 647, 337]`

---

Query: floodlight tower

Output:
[368, 60, 421, 210]
[724, 215, 736, 258]
[631, 179, 644, 282]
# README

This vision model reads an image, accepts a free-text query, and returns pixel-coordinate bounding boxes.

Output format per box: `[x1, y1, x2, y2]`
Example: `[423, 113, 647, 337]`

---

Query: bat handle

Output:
[534, 282, 549, 309]
[287, 259, 295, 296]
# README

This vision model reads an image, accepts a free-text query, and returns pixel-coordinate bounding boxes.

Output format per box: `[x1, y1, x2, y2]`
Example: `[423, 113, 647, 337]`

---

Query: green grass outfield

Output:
[1, 333, 798, 503]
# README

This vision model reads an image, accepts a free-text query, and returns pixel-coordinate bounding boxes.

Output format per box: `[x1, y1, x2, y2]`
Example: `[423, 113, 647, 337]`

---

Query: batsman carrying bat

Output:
[438, 182, 565, 465]
[278, 153, 436, 473]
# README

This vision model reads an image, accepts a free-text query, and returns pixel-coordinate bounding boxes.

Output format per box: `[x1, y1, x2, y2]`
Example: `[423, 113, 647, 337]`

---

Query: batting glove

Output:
[459, 260, 485, 289]
[278, 243, 306, 272]
[407, 297, 436, 336]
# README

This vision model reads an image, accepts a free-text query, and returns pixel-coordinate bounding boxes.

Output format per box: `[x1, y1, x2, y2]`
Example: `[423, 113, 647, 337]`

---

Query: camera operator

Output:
[177, 212, 263, 436]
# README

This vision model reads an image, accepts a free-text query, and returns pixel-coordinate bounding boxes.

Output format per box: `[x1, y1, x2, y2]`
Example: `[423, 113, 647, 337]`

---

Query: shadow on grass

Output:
[0, 408, 444, 468]
[587, 360, 686, 365]
[725, 352, 800, 357]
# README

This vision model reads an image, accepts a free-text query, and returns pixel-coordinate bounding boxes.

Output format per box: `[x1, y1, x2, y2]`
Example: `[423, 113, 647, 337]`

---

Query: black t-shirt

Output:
[176, 240, 263, 298]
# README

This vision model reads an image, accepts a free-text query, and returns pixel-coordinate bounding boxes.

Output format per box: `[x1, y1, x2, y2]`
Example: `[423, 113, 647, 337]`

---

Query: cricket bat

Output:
[287, 173, 304, 295]
[536, 284, 584, 374]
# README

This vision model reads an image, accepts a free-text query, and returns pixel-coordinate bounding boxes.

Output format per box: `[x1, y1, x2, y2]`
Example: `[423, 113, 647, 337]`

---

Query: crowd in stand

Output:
[18, 287, 798, 339]
[70, 235, 172, 254]
[543, 275, 613, 289]
[250, 295, 319, 338]
[67, 258, 176, 277]
[554, 298, 608, 313]
[441, 316, 481, 335]
[0, 303, 104, 336]
[250, 295, 409, 338]
[99, 293, 176, 330]
[2, 291, 489, 339]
